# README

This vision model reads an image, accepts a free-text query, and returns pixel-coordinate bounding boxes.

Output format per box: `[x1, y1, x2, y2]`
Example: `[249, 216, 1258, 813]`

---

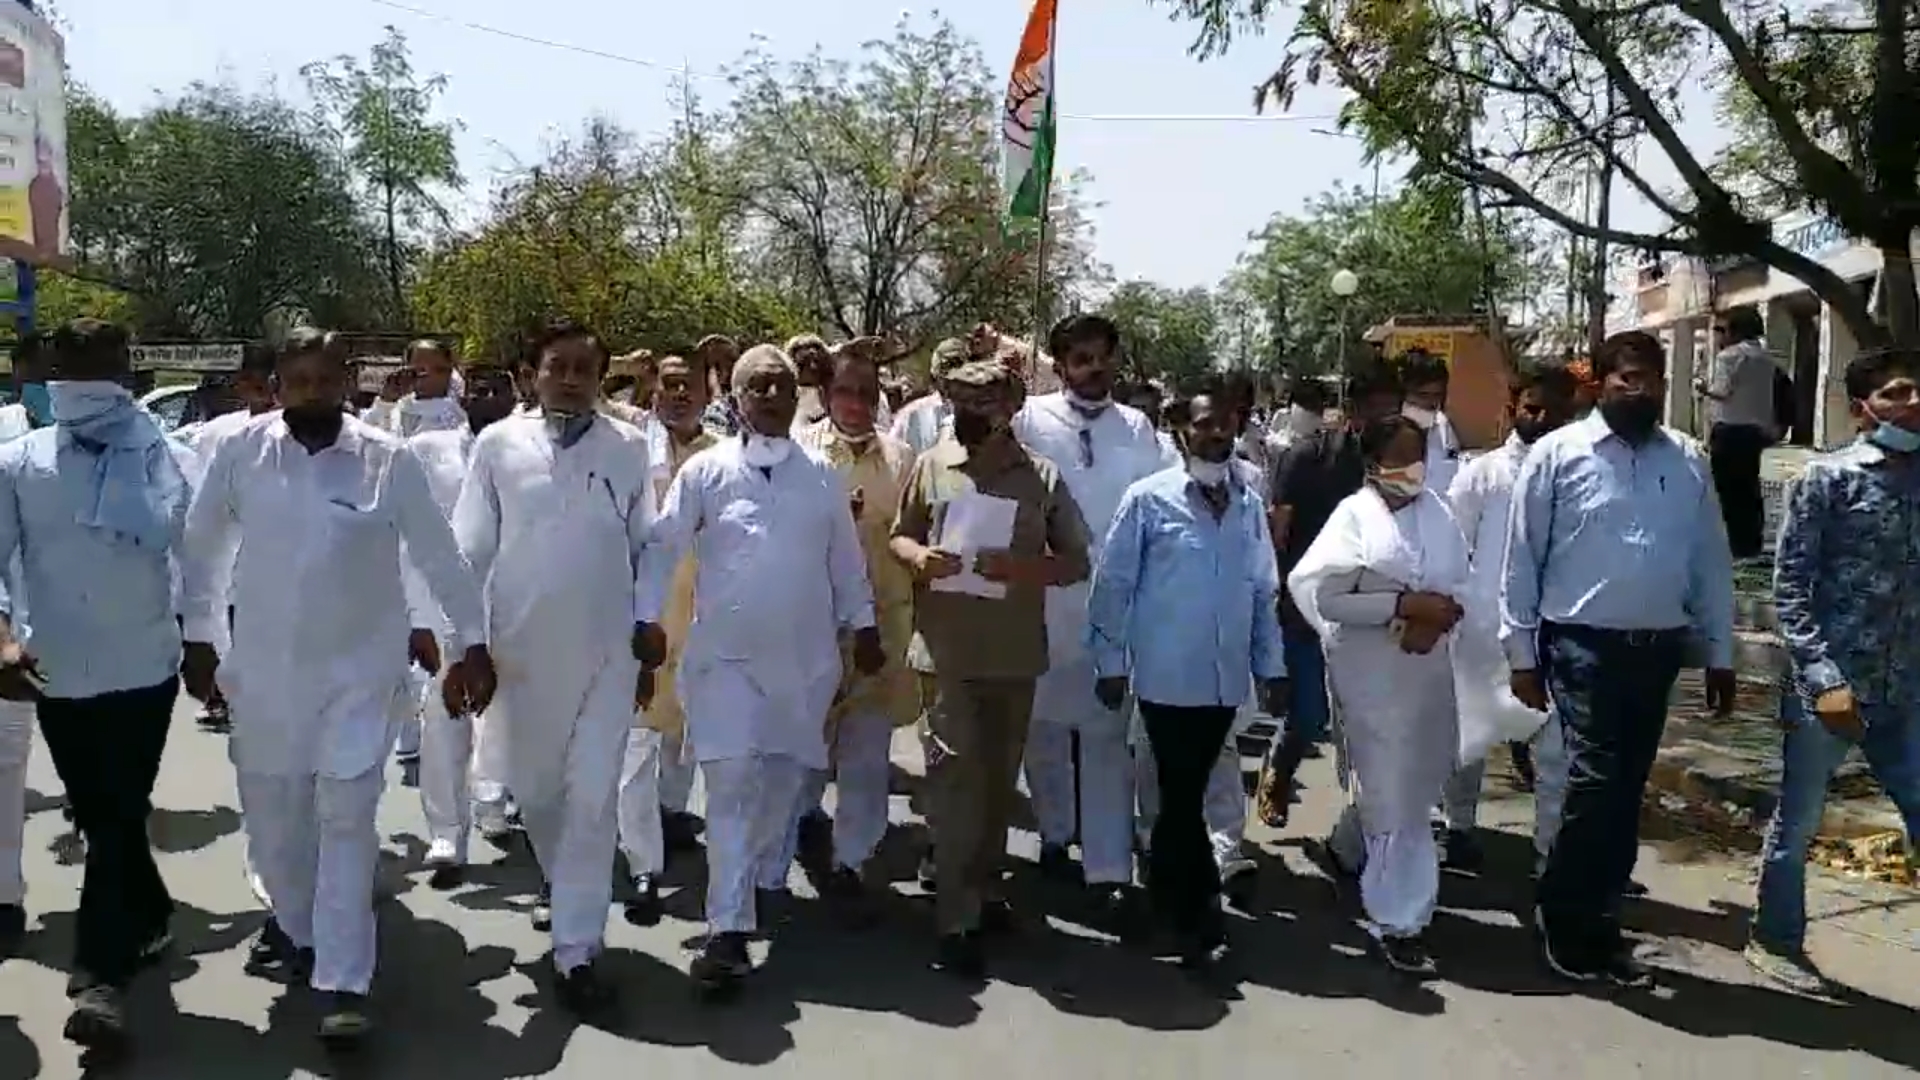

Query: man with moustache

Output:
[404, 366, 520, 886]
[641, 344, 881, 997]
[181, 328, 493, 1046]
[892, 360, 1091, 978]
[615, 352, 716, 925]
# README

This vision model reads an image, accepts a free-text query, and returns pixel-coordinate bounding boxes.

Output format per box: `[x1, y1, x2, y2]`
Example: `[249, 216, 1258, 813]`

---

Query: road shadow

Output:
[0, 1017, 40, 1080]
[149, 804, 244, 855]
[19, 898, 260, 988]
[1415, 822, 1920, 1071]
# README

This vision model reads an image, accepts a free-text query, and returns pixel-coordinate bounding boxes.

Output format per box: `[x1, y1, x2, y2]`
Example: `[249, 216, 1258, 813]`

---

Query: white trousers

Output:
[1440, 759, 1486, 831]
[1531, 716, 1571, 864]
[1132, 738, 1247, 868]
[236, 766, 385, 994]
[1331, 802, 1439, 939]
[658, 734, 695, 815]
[702, 754, 809, 934]
[418, 666, 506, 861]
[617, 728, 671, 878]
[0, 700, 33, 906]
[396, 666, 427, 758]
[787, 710, 896, 872]
[1026, 718, 1135, 884]
[517, 712, 629, 975]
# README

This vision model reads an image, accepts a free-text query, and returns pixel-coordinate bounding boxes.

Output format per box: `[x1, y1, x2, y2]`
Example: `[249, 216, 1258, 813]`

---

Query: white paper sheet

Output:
[931, 492, 1020, 599]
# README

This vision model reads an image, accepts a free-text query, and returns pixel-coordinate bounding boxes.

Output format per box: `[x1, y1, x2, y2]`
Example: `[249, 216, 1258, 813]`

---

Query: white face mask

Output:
[1371, 461, 1426, 498]
[1403, 404, 1439, 430]
[742, 432, 793, 468]
[1187, 456, 1230, 488]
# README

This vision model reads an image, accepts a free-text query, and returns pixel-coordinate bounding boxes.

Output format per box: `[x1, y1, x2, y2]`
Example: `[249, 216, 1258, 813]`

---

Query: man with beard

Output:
[642, 344, 882, 997]
[1503, 330, 1735, 987]
[1013, 315, 1165, 918]
[1088, 389, 1286, 971]
[892, 360, 1091, 978]
[180, 327, 494, 1046]
[615, 352, 715, 926]
[451, 319, 662, 1015]
[790, 350, 919, 925]
[404, 366, 519, 886]
[1437, 366, 1578, 876]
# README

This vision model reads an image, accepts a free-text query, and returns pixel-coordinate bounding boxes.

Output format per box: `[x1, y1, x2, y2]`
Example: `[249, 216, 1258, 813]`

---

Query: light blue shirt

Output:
[0, 427, 190, 699]
[1087, 464, 1286, 708]
[1500, 411, 1735, 671]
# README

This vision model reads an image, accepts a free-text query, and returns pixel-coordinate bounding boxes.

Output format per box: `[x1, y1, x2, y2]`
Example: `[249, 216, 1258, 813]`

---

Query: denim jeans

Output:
[1535, 623, 1685, 946]
[1279, 631, 1329, 744]
[1752, 691, 1920, 951]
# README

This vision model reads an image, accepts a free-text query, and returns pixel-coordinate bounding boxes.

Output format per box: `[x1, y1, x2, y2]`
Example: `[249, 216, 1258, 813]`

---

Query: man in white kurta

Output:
[1440, 369, 1574, 874]
[641, 344, 880, 994]
[451, 322, 659, 1015]
[0, 333, 43, 958]
[1013, 315, 1165, 905]
[403, 367, 519, 884]
[180, 332, 490, 1043]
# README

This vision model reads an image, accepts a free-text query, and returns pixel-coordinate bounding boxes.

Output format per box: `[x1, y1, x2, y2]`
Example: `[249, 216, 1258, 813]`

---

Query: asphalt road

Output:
[1, 695, 1914, 1079]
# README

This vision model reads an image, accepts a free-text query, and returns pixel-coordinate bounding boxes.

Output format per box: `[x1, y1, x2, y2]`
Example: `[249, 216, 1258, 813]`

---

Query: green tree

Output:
[719, 14, 1103, 348]
[1165, 0, 1920, 348]
[411, 119, 808, 363]
[304, 26, 462, 324]
[1218, 181, 1531, 377]
[1098, 280, 1220, 386]
[63, 83, 384, 337]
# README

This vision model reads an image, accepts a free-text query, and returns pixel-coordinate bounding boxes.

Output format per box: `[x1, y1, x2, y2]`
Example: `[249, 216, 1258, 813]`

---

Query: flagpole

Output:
[1028, 3, 1057, 377]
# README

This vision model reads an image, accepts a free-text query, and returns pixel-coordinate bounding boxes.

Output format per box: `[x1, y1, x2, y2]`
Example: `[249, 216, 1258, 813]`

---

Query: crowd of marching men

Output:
[0, 312, 1914, 1062]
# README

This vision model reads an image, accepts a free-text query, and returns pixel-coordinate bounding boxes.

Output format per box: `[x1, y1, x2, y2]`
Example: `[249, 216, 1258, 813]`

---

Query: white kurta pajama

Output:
[182, 415, 486, 995]
[639, 438, 875, 934]
[1289, 487, 1469, 939]
[1013, 393, 1165, 884]
[1441, 436, 1550, 832]
[0, 405, 32, 913]
[402, 426, 510, 863]
[452, 413, 653, 975]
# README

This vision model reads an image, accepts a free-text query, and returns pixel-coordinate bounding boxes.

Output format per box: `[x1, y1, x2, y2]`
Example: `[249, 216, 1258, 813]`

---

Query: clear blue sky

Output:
[54, 0, 1717, 293]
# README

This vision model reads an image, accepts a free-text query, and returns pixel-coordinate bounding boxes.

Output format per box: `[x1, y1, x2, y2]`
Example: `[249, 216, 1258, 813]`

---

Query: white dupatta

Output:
[1285, 486, 1470, 643]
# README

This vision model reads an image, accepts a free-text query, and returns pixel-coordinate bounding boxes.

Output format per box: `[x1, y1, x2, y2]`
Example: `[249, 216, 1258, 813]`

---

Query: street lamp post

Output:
[1330, 268, 1359, 407]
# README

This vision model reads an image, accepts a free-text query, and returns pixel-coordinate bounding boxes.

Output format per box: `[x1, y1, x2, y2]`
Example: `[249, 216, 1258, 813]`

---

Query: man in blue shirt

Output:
[1502, 330, 1736, 988]
[1088, 390, 1286, 969]
[1747, 347, 1920, 993]
[0, 319, 193, 1055]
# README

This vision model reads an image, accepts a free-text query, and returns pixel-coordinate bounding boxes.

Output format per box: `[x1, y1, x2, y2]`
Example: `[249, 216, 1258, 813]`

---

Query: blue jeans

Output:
[1751, 691, 1920, 951]
[1279, 631, 1329, 744]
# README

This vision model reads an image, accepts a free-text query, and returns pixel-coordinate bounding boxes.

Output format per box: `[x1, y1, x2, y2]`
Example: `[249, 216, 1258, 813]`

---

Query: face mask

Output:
[1187, 456, 1230, 488]
[1287, 404, 1321, 437]
[1370, 461, 1426, 498]
[742, 432, 793, 468]
[19, 382, 51, 426]
[282, 403, 344, 443]
[1865, 406, 1920, 454]
[1600, 396, 1662, 440]
[1403, 404, 1439, 430]
[952, 409, 996, 447]
[47, 380, 133, 427]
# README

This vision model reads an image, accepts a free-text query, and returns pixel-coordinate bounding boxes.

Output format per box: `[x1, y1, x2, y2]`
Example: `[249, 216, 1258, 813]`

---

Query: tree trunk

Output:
[1875, 240, 1919, 349]
[1585, 153, 1615, 357]
[385, 182, 404, 326]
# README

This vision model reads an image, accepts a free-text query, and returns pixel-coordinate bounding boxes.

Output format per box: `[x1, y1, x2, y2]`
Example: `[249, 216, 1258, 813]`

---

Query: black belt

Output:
[1542, 621, 1688, 649]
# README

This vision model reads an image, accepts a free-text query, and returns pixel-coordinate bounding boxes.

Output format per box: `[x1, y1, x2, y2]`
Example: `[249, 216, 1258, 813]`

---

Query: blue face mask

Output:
[1868, 418, 1920, 454]
[18, 382, 51, 426]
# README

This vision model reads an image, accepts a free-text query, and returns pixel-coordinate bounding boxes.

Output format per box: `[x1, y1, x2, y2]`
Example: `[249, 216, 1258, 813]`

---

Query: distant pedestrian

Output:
[1696, 306, 1779, 560]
